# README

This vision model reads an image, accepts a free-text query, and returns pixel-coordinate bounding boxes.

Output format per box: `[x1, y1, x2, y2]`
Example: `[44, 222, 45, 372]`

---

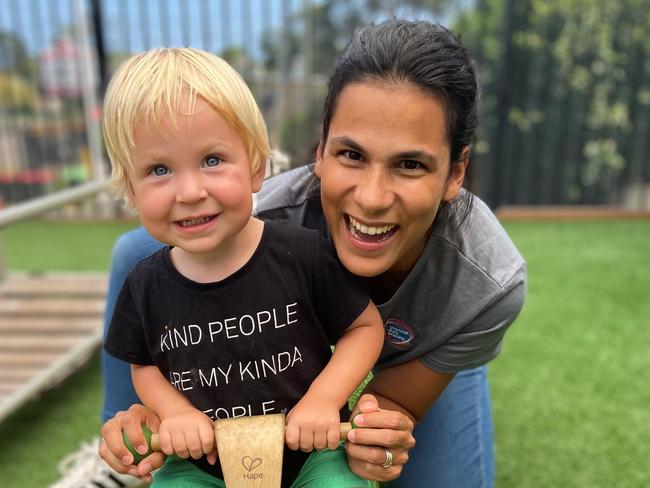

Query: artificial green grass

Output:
[491, 220, 650, 487]
[0, 219, 648, 487]
[0, 354, 103, 487]
[0, 219, 137, 487]
[1, 219, 139, 271]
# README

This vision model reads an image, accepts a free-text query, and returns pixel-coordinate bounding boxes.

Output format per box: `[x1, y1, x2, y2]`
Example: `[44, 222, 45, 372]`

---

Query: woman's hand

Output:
[98, 404, 164, 482]
[344, 394, 416, 482]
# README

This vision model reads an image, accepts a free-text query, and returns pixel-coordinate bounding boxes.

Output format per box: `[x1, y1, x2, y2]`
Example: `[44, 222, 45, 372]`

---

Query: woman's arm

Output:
[365, 359, 454, 422]
[344, 359, 454, 481]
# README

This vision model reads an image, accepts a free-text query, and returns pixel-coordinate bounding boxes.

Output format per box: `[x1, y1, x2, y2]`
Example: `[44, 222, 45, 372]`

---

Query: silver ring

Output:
[381, 448, 393, 469]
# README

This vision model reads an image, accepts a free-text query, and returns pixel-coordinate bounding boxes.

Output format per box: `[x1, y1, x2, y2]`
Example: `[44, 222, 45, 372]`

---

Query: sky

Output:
[0, 0, 463, 59]
[0, 0, 292, 57]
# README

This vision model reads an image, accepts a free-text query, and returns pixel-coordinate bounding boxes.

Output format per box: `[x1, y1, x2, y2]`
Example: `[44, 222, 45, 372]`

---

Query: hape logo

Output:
[242, 456, 264, 481]
[384, 318, 415, 348]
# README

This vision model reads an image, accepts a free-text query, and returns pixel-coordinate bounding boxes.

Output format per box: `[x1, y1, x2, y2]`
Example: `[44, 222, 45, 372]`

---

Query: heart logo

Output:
[241, 456, 263, 472]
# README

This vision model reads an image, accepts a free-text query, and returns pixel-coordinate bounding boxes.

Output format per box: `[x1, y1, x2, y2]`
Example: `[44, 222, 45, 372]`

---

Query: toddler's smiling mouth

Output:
[176, 215, 217, 227]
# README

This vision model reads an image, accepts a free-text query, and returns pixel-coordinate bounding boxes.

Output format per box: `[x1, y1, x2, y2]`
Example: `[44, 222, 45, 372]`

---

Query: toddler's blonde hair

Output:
[103, 47, 271, 203]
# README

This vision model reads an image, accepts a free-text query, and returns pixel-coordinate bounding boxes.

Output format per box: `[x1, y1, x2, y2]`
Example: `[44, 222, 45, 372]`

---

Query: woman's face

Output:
[316, 81, 466, 278]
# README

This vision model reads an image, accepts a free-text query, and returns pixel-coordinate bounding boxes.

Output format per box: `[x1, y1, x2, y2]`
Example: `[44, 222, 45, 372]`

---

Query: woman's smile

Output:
[345, 214, 399, 248]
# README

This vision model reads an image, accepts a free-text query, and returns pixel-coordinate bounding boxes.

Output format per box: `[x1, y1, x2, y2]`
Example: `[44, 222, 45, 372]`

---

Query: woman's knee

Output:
[110, 227, 162, 275]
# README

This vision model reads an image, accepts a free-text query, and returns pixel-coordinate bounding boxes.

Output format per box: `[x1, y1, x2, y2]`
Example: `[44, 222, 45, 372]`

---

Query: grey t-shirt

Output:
[255, 165, 526, 373]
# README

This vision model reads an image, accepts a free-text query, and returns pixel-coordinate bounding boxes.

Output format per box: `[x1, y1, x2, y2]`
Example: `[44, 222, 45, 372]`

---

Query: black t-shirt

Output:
[105, 220, 369, 485]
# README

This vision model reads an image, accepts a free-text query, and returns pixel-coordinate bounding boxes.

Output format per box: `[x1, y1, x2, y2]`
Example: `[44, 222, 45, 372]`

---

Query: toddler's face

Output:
[128, 98, 264, 256]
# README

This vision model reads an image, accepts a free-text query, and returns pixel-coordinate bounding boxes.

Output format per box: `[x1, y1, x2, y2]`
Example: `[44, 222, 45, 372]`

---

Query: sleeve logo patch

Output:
[384, 318, 415, 348]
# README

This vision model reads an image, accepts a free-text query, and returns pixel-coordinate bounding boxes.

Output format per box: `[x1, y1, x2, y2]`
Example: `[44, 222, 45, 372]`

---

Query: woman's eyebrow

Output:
[329, 136, 364, 152]
[329, 136, 439, 164]
[391, 150, 438, 164]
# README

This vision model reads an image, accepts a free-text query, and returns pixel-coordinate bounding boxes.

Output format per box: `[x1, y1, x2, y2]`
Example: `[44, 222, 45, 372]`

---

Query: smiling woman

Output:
[316, 81, 466, 281]
[95, 20, 525, 488]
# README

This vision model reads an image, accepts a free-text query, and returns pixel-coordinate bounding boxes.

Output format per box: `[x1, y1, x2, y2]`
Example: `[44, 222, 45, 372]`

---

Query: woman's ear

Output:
[251, 157, 267, 193]
[314, 141, 324, 178]
[442, 146, 470, 202]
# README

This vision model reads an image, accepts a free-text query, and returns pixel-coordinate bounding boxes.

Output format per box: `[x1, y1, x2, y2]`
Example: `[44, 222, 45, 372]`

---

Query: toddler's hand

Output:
[285, 396, 341, 452]
[158, 407, 217, 465]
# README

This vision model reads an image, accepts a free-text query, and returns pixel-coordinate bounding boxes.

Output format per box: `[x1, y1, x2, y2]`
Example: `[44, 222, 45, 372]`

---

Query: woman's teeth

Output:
[348, 216, 396, 236]
[179, 216, 213, 227]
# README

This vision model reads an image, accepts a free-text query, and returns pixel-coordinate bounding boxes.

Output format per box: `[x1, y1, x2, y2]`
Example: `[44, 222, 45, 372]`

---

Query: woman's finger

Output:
[345, 443, 407, 482]
[100, 412, 136, 466]
[136, 452, 166, 477]
[348, 426, 414, 450]
[98, 436, 136, 475]
[345, 441, 409, 468]
[354, 393, 380, 415]
[352, 408, 414, 432]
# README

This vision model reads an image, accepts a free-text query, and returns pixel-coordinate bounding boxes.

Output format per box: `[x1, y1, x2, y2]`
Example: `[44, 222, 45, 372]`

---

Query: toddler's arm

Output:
[285, 300, 384, 451]
[131, 365, 217, 465]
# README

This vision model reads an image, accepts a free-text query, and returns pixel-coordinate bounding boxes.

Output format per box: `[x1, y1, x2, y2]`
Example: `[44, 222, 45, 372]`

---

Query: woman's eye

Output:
[400, 160, 424, 171]
[342, 150, 362, 161]
[203, 156, 222, 167]
[149, 165, 170, 177]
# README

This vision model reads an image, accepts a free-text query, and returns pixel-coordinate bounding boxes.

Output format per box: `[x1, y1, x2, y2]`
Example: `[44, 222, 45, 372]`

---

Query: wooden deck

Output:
[0, 272, 107, 423]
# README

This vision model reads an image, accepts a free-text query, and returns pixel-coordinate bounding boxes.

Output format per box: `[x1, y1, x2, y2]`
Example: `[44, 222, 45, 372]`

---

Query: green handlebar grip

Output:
[122, 424, 154, 464]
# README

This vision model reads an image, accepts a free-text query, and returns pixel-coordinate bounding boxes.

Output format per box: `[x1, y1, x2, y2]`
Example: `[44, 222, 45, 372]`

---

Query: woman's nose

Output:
[175, 172, 208, 203]
[354, 166, 394, 213]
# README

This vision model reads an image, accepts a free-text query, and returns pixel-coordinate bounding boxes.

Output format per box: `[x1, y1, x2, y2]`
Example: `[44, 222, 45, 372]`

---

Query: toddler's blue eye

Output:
[204, 156, 222, 167]
[150, 165, 169, 176]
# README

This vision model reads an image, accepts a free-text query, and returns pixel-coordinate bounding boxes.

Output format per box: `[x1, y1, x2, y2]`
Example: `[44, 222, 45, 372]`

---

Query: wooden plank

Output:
[0, 374, 30, 385]
[0, 274, 108, 298]
[0, 385, 18, 395]
[0, 351, 65, 367]
[0, 335, 83, 352]
[0, 368, 46, 382]
[0, 317, 99, 334]
[0, 272, 107, 423]
[0, 298, 105, 317]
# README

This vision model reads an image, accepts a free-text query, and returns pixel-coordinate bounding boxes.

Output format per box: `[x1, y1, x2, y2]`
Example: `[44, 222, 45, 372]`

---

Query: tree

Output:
[0, 73, 38, 114]
[261, 0, 456, 164]
[0, 31, 34, 82]
[454, 0, 650, 205]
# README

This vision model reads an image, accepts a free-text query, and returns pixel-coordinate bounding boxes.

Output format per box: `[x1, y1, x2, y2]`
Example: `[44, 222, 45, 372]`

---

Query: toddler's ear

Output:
[251, 158, 266, 193]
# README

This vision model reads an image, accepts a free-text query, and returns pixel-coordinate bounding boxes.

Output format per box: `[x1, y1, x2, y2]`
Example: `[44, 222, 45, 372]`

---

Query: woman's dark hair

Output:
[320, 19, 478, 223]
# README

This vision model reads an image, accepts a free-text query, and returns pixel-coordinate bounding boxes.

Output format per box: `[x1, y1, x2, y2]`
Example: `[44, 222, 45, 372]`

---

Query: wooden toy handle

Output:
[147, 421, 353, 452]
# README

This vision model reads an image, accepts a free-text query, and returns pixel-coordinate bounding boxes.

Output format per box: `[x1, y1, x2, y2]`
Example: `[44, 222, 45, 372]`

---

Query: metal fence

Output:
[0, 0, 648, 211]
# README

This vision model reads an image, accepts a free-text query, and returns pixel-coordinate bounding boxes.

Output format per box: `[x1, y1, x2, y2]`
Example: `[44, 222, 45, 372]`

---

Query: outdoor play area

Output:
[0, 217, 648, 487]
[0, 1, 649, 487]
